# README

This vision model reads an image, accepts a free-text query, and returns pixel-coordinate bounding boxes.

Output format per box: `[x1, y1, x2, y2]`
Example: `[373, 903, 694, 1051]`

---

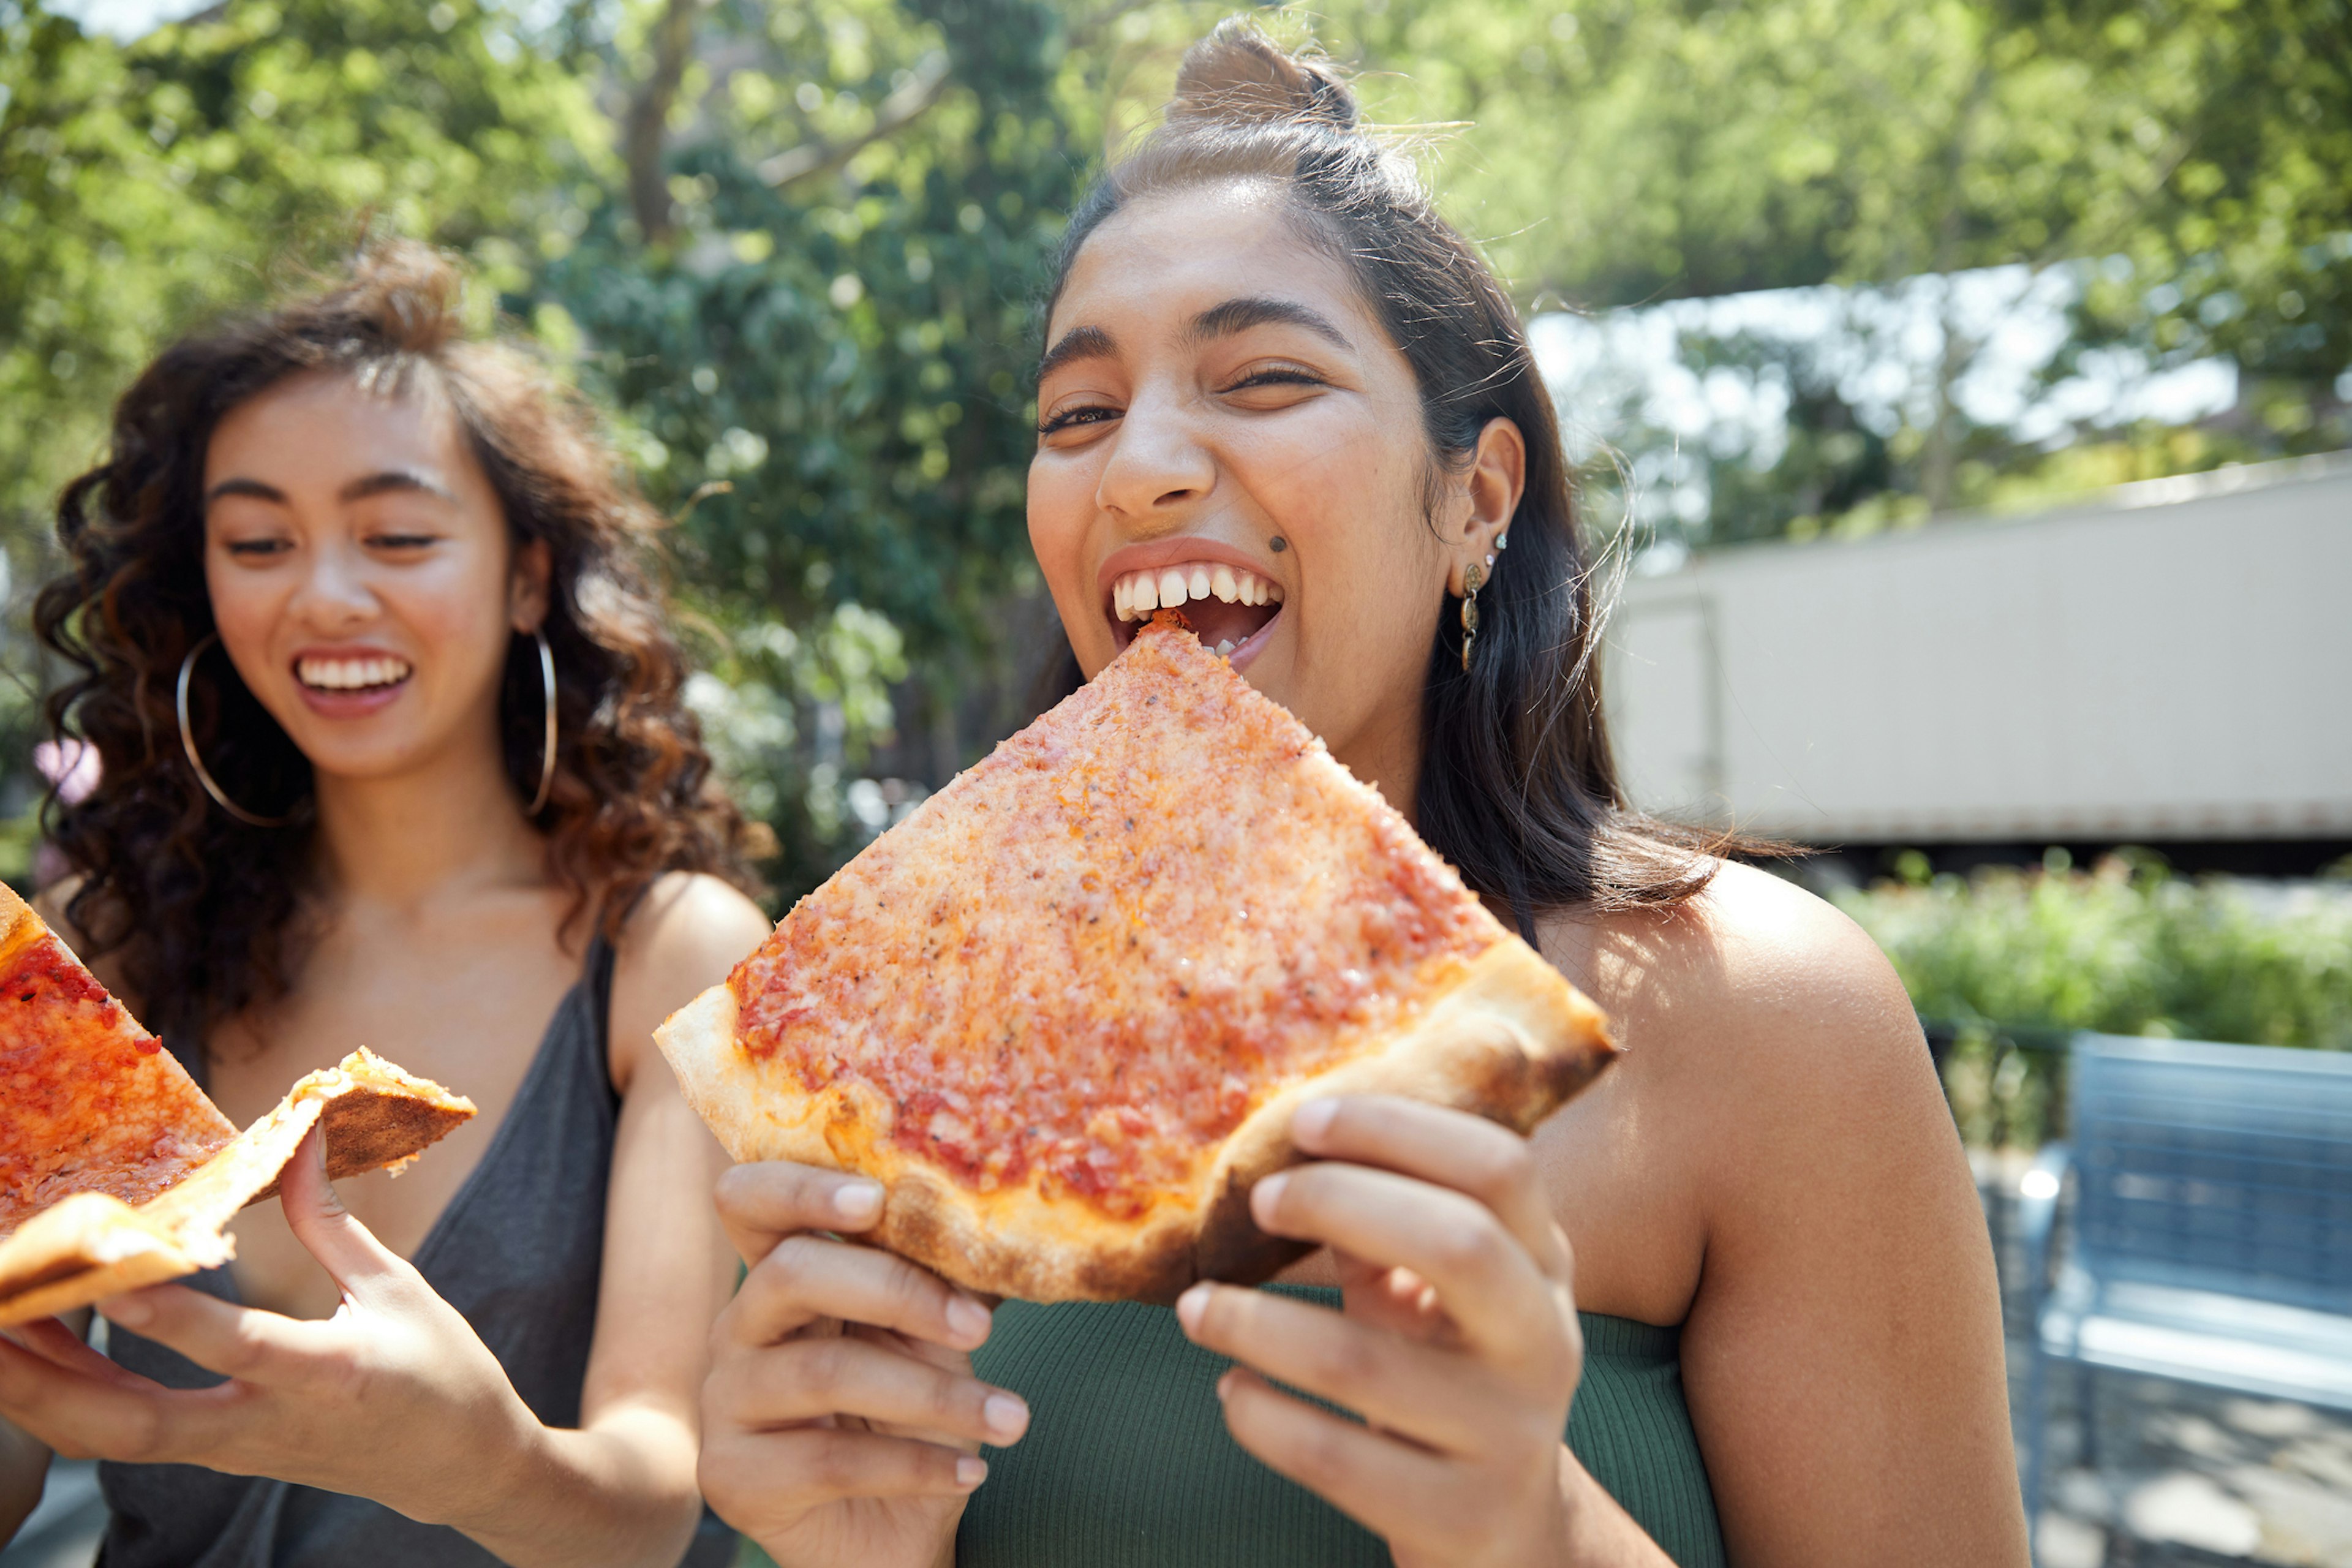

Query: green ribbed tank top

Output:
[960, 1285, 1724, 1567]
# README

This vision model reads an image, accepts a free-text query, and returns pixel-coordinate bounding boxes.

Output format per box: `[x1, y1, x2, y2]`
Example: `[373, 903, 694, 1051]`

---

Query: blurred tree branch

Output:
[624, 0, 704, 239]
[756, 51, 950, 190]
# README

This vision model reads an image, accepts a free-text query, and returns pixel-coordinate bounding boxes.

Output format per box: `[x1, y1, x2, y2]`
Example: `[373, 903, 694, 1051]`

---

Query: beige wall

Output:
[1604, 455, 2352, 842]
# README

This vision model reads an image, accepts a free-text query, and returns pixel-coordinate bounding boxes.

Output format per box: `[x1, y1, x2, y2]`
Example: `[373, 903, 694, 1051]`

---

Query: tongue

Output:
[1174, 597, 1275, 650]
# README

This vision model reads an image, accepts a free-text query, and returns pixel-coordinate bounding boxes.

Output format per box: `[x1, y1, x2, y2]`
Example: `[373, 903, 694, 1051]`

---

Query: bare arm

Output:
[445, 872, 769, 1565]
[1661, 872, 2029, 1566]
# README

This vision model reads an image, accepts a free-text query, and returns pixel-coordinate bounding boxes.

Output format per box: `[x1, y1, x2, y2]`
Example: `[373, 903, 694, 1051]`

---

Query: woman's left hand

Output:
[0, 1126, 541, 1532]
[1175, 1094, 1604, 1568]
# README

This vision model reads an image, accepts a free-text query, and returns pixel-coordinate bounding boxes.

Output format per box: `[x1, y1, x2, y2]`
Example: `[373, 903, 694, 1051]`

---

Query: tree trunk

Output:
[624, 0, 702, 241]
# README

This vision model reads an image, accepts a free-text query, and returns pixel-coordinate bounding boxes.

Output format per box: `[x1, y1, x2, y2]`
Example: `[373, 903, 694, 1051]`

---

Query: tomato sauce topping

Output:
[0, 932, 235, 1234]
[731, 622, 1502, 1216]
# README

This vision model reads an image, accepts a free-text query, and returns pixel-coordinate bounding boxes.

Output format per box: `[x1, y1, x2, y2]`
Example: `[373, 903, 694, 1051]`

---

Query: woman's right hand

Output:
[701, 1163, 1031, 1568]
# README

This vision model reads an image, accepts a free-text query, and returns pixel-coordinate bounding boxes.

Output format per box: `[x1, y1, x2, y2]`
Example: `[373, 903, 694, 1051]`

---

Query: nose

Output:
[287, 538, 379, 631]
[1095, 385, 1215, 528]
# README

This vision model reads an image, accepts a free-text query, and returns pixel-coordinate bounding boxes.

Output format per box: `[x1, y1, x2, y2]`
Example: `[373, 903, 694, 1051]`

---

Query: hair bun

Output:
[1167, 18, 1358, 132]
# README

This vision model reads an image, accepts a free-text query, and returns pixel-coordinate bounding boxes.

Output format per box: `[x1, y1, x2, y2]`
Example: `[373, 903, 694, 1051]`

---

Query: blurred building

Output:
[1605, 453, 2352, 877]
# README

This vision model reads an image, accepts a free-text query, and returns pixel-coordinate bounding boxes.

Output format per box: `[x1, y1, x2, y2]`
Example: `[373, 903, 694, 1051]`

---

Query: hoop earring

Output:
[1460, 562, 1485, 673]
[176, 635, 292, 828]
[525, 627, 557, 816]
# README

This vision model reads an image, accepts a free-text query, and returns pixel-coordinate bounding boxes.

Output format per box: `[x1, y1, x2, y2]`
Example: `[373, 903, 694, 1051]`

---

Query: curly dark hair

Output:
[34, 241, 762, 1055]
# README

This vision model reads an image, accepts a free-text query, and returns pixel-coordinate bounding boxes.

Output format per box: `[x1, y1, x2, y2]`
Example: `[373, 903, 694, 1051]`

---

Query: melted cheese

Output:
[731, 617, 1504, 1215]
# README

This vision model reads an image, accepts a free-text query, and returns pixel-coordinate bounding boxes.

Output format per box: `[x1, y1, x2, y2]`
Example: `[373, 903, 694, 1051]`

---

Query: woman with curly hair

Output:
[0, 242, 769, 1567]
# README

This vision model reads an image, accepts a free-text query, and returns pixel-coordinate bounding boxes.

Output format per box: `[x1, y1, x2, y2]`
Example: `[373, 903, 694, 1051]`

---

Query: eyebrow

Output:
[1035, 296, 1355, 383]
[202, 470, 454, 507]
[1187, 296, 1352, 351]
[1037, 325, 1117, 382]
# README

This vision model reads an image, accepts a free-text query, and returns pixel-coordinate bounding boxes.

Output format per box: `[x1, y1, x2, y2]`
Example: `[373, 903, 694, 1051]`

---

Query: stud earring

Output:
[1460, 562, 1485, 673]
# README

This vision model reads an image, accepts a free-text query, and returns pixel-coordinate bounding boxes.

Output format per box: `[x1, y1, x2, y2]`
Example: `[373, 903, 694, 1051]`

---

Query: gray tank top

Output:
[96, 935, 735, 1567]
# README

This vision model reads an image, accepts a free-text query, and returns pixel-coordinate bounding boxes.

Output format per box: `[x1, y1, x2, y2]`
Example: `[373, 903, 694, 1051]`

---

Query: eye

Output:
[223, 537, 291, 559]
[1219, 363, 1331, 399]
[1038, 403, 1122, 438]
[367, 531, 440, 551]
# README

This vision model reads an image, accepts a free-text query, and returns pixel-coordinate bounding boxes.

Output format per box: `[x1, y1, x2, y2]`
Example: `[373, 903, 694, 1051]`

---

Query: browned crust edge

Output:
[0, 1049, 476, 1329]
[657, 938, 1616, 1305]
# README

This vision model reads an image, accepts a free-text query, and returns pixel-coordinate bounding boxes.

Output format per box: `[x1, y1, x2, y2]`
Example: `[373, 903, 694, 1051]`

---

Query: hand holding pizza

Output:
[1175, 1095, 1609, 1568]
[0, 1127, 544, 1532]
[698, 1161, 1033, 1568]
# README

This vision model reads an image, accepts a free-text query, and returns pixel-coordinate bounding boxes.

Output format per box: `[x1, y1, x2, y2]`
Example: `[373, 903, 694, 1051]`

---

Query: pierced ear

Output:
[1466, 416, 1524, 546]
[1448, 417, 1525, 594]
[508, 538, 553, 633]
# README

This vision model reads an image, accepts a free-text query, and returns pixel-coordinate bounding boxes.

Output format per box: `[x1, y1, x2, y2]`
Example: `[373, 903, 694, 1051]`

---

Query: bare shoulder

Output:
[606, 871, 771, 1090]
[31, 873, 88, 946]
[1564, 861, 1924, 1088]
[1546, 860, 1950, 1206]
[31, 873, 138, 1005]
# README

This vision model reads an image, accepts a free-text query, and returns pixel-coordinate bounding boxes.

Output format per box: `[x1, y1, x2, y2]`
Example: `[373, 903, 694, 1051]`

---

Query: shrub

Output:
[1833, 856, 2352, 1146]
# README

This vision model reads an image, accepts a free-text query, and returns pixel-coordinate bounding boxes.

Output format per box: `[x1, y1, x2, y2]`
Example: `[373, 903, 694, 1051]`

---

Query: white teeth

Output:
[1107, 562, 1288, 623]
[1214, 638, 1237, 657]
[298, 655, 413, 691]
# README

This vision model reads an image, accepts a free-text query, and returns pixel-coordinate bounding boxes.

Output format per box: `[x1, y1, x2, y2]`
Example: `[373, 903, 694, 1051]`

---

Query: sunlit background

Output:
[2, 2, 2347, 1564]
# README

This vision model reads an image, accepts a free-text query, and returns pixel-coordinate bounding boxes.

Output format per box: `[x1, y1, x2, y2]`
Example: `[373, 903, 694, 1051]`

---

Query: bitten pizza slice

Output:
[0, 883, 476, 1327]
[658, 613, 1616, 1304]
[0, 1048, 476, 1327]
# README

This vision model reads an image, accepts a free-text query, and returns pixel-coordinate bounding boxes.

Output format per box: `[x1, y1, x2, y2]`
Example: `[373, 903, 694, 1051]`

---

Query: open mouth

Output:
[296, 655, 414, 695]
[1107, 562, 1283, 658]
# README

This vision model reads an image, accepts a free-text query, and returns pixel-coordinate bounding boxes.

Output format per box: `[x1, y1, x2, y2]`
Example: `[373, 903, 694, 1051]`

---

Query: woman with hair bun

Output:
[697, 18, 2029, 1568]
[0, 242, 771, 1566]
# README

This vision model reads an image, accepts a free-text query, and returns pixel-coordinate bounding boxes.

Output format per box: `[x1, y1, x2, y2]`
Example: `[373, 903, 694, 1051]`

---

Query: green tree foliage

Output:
[1257, 0, 2350, 537]
[0, 0, 601, 541]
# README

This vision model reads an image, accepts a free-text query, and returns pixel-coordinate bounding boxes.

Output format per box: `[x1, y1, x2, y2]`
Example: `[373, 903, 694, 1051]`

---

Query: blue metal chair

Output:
[2018, 1034, 2352, 1538]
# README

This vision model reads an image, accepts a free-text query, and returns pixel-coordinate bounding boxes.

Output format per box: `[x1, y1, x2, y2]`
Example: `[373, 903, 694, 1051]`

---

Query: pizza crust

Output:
[0, 1048, 475, 1329]
[657, 936, 1613, 1303]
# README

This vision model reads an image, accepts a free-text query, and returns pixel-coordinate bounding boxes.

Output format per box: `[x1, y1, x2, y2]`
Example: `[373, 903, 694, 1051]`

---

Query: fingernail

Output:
[1292, 1098, 1338, 1144]
[983, 1392, 1029, 1441]
[956, 1455, 988, 1490]
[832, 1180, 883, 1224]
[1175, 1283, 1210, 1335]
[97, 1295, 151, 1329]
[1253, 1171, 1291, 1212]
[946, 1294, 992, 1345]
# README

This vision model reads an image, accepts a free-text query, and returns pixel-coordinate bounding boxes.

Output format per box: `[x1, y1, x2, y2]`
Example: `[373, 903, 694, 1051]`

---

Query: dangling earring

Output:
[525, 627, 557, 816]
[1459, 562, 1485, 673]
[176, 634, 292, 827]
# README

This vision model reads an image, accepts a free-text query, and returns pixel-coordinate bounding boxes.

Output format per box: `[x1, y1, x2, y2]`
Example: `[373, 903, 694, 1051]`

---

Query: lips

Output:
[290, 649, 413, 717]
[1097, 541, 1287, 667]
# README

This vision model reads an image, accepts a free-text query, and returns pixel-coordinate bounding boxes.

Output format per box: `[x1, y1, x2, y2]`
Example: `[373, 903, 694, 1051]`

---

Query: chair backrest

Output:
[2070, 1034, 2352, 1314]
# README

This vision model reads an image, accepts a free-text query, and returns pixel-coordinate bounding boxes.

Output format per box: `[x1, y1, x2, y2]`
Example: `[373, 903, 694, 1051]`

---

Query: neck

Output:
[1332, 706, 1425, 827]
[311, 731, 545, 913]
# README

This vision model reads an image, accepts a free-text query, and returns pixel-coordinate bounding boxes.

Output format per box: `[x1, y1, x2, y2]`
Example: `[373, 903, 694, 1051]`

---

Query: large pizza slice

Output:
[0, 884, 476, 1327]
[658, 614, 1616, 1303]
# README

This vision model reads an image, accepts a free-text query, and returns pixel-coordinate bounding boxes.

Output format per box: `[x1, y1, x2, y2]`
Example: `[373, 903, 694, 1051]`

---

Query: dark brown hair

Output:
[36, 241, 761, 1053]
[1040, 20, 1733, 925]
